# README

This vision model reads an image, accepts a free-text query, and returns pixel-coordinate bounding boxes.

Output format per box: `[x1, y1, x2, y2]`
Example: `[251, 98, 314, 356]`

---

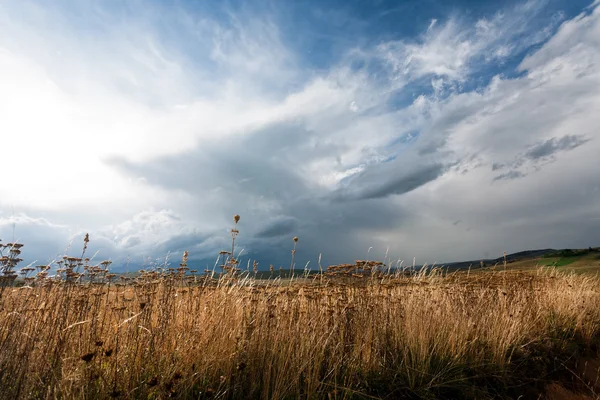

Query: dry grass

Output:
[1, 266, 600, 399]
[2, 219, 600, 399]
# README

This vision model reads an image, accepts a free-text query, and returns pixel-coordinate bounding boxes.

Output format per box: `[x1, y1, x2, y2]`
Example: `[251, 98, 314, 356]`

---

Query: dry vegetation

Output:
[1, 218, 600, 399]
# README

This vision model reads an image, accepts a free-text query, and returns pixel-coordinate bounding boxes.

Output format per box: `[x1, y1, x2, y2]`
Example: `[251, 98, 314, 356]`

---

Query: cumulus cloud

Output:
[1, 0, 599, 269]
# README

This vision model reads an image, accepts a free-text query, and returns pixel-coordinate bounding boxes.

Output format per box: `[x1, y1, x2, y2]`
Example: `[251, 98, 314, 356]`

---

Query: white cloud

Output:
[519, 2, 600, 73]
[427, 19, 438, 33]
[374, 3, 600, 260]
[104, 209, 195, 250]
[371, 0, 558, 84]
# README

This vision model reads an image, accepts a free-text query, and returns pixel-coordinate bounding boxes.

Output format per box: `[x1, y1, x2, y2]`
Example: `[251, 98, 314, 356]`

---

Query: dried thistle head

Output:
[293, 236, 299, 243]
[234, 214, 240, 224]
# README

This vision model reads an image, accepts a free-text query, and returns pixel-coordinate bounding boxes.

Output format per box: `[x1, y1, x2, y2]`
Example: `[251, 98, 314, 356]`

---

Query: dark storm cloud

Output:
[359, 164, 445, 199]
[108, 121, 319, 200]
[525, 134, 589, 160]
[334, 163, 446, 200]
[105, 115, 419, 267]
[256, 216, 298, 238]
[244, 198, 409, 267]
[155, 231, 212, 254]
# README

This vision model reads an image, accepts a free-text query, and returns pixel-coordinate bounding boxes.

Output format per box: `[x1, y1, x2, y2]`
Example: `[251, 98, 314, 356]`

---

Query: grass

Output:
[2, 268, 600, 399]
[482, 249, 600, 276]
[1, 220, 600, 399]
[541, 249, 599, 268]
[542, 257, 580, 267]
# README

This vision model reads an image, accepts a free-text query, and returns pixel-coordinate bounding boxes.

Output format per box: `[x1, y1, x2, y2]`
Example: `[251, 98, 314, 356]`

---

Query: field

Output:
[481, 249, 600, 275]
[2, 226, 600, 399]
[2, 263, 600, 399]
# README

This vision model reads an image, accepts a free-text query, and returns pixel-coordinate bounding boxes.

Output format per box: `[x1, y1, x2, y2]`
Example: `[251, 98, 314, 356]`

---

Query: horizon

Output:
[1, 0, 599, 271]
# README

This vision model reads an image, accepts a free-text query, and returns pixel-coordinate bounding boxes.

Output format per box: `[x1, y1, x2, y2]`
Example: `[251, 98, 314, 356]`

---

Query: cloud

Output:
[335, 163, 446, 200]
[256, 216, 299, 239]
[99, 209, 223, 261]
[491, 134, 590, 180]
[493, 170, 526, 181]
[366, 0, 559, 85]
[0, 214, 117, 267]
[525, 135, 590, 160]
[1, 0, 599, 269]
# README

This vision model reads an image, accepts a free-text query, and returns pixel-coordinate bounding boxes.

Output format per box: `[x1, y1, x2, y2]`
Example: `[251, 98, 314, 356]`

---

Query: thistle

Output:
[226, 214, 241, 275]
[290, 237, 299, 277]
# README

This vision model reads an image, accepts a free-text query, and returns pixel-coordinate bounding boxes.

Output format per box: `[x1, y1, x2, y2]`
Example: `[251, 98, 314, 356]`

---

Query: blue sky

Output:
[0, 0, 599, 271]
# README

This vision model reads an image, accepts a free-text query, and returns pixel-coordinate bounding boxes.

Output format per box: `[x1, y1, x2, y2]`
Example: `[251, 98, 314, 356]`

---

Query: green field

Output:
[543, 256, 582, 267]
[479, 249, 600, 276]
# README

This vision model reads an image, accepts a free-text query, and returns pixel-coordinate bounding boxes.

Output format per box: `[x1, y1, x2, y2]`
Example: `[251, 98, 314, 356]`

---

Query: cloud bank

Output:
[0, 0, 599, 270]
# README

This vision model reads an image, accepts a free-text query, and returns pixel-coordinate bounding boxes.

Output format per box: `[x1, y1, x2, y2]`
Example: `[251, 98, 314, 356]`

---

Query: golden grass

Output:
[1, 267, 600, 399]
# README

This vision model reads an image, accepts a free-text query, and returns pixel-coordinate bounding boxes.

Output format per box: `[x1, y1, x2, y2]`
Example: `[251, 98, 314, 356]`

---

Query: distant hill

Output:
[441, 247, 599, 271]
[440, 249, 558, 271]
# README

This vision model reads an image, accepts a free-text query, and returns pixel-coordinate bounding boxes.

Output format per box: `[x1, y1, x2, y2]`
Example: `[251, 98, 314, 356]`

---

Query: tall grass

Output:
[1, 266, 599, 399]
[1, 220, 600, 399]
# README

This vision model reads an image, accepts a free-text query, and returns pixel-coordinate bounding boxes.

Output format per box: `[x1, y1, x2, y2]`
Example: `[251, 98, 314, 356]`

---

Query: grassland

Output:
[482, 249, 600, 275]
[1, 268, 600, 399]
[1, 225, 600, 399]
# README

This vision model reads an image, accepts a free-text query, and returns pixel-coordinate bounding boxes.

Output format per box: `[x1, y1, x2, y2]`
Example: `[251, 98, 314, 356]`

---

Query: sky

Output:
[0, 0, 599, 271]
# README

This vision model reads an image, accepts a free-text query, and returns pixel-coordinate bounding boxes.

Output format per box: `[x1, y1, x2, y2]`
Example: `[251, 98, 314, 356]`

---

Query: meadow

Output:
[1, 220, 600, 399]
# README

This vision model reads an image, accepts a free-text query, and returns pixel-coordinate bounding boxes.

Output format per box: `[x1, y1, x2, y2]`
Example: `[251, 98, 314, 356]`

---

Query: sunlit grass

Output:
[1, 220, 600, 399]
